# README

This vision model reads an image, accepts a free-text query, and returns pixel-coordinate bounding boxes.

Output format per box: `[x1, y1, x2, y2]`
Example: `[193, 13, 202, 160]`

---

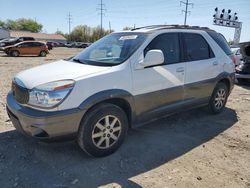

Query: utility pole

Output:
[97, 0, 106, 36]
[67, 12, 72, 41]
[180, 0, 193, 25]
[67, 12, 72, 34]
[109, 21, 111, 33]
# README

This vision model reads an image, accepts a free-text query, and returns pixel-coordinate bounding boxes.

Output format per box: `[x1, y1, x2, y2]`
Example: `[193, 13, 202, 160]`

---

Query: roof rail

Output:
[131, 24, 213, 31]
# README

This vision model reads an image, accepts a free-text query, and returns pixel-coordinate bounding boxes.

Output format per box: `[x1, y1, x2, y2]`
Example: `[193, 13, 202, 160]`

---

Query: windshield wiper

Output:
[72, 58, 86, 64]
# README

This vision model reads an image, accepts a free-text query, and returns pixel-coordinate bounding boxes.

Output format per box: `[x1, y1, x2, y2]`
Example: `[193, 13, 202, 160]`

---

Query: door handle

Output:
[176, 67, 184, 72]
[213, 61, 218, 65]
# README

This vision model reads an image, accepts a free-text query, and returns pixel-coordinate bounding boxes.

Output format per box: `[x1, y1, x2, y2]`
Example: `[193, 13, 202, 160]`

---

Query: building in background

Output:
[0, 28, 9, 40]
[0, 28, 66, 43]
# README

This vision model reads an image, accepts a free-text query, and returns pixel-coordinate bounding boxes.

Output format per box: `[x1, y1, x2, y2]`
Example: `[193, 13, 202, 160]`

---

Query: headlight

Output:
[28, 80, 75, 108]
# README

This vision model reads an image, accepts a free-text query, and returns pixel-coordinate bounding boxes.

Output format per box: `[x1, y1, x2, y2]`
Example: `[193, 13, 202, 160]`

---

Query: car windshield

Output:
[71, 32, 148, 66]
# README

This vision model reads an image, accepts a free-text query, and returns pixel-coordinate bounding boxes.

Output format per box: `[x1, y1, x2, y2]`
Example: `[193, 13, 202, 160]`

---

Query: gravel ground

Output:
[0, 48, 249, 188]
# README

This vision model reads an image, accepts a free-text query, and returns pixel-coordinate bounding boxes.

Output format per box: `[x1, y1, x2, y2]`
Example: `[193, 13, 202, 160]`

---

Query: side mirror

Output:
[140, 49, 164, 68]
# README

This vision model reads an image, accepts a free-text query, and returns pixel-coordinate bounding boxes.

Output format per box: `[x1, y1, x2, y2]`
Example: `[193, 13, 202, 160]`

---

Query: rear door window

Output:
[183, 33, 214, 61]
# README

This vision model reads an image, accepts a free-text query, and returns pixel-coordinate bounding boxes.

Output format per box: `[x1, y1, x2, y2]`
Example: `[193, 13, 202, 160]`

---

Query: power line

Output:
[180, 0, 193, 25]
[97, 0, 106, 35]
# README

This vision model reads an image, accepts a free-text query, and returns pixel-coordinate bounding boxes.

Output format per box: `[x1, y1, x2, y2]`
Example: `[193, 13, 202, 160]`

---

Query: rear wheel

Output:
[77, 103, 128, 157]
[11, 50, 19, 57]
[40, 51, 47, 57]
[208, 82, 229, 114]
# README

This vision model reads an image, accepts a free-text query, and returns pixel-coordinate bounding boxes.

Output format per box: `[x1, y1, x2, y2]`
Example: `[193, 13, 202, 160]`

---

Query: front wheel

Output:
[11, 50, 19, 57]
[208, 82, 229, 114]
[77, 103, 128, 157]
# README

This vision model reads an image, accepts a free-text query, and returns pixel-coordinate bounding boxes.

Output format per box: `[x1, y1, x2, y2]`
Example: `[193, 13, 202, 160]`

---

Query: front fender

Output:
[78, 89, 136, 122]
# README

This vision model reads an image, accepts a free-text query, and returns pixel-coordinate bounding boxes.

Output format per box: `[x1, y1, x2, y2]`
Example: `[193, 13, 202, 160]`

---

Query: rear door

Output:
[31, 42, 42, 54]
[132, 32, 185, 120]
[182, 32, 219, 101]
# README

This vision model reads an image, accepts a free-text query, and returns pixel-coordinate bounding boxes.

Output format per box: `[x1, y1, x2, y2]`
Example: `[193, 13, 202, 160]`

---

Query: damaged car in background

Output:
[236, 42, 250, 84]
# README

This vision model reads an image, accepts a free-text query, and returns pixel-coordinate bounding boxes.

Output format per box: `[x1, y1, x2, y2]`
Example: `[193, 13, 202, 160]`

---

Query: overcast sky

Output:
[0, 0, 249, 42]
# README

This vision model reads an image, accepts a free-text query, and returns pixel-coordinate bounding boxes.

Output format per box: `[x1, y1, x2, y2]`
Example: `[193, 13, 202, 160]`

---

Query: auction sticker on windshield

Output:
[119, 35, 138, 40]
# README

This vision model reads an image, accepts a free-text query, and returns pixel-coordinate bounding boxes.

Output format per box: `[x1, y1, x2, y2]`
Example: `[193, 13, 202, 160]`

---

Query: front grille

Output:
[12, 81, 29, 104]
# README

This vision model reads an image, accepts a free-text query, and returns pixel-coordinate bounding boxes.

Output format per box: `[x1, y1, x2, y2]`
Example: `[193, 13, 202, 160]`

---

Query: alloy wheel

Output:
[214, 88, 226, 109]
[92, 115, 122, 149]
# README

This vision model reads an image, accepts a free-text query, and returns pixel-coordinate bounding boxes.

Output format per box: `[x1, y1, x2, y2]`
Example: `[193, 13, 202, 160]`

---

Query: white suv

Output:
[7, 25, 235, 157]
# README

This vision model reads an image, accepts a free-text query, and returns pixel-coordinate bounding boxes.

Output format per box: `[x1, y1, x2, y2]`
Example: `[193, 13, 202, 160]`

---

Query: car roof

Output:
[15, 41, 45, 45]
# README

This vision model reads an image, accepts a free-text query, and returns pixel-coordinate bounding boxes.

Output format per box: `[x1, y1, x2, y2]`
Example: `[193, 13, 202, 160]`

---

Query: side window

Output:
[32, 42, 42, 47]
[183, 33, 214, 61]
[18, 43, 29, 47]
[144, 33, 180, 64]
[26, 43, 33, 47]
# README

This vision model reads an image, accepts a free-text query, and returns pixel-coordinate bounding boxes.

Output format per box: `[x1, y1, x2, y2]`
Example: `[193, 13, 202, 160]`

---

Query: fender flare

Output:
[78, 89, 136, 122]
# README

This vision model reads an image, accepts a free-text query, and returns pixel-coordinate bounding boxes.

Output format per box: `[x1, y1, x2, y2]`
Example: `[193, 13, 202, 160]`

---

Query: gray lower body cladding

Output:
[134, 73, 234, 122]
[6, 92, 86, 140]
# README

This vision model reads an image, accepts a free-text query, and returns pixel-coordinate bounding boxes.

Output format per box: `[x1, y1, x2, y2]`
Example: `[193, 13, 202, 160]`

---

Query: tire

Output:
[11, 50, 19, 57]
[208, 82, 229, 114]
[77, 103, 128, 157]
[40, 51, 47, 57]
[5, 49, 10, 55]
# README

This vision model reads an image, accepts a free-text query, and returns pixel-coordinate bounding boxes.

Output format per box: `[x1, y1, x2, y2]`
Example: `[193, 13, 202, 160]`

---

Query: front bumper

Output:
[235, 73, 250, 79]
[6, 92, 86, 140]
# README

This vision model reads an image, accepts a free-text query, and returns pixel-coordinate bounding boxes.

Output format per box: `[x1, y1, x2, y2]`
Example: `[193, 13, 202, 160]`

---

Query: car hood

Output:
[15, 60, 111, 89]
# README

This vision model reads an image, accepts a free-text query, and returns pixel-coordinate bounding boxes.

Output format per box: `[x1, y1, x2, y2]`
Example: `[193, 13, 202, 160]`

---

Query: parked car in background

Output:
[56, 42, 66, 47]
[65, 42, 89, 48]
[231, 47, 242, 65]
[0, 37, 35, 49]
[4, 41, 48, 57]
[236, 42, 250, 83]
[0, 38, 10, 43]
[65, 42, 74, 48]
[77, 43, 89, 48]
[46, 41, 54, 50]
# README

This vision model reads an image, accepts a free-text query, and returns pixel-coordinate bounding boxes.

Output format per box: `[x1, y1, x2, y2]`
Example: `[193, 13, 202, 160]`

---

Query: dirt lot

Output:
[0, 48, 249, 188]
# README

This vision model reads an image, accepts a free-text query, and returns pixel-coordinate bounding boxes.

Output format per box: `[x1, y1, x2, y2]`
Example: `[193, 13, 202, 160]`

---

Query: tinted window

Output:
[144, 33, 180, 64]
[18, 43, 31, 47]
[32, 42, 43, 47]
[207, 31, 232, 55]
[18, 42, 41, 47]
[183, 33, 214, 61]
[22, 37, 35, 41]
